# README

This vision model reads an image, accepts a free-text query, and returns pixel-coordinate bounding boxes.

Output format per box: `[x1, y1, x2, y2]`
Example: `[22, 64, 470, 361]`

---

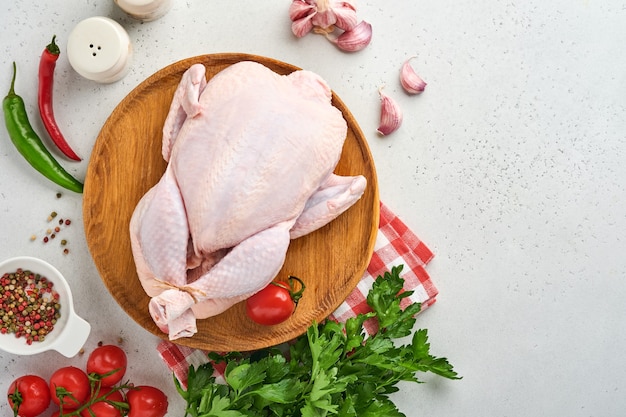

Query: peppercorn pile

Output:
[0, 269, 61, 345]
[28, 194, 76, 255]
[30, 210, 73, 255]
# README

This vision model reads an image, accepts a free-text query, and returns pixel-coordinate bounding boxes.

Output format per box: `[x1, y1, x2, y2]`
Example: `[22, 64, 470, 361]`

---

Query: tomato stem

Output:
[8, 385, 22, 417]
[286, 276, 306, 306]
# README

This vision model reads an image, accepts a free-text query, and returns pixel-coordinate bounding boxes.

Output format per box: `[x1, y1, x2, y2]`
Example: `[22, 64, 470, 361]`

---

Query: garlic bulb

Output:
[377, 86, 403, 136]
[289, 0, 372, 52]
[400, 56, 427, 94]
[289, 0, 357, 37]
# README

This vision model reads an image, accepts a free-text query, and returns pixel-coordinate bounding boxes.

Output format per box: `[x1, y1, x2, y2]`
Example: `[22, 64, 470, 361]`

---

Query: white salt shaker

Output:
[114, 0, 172, 22]
[66, 16, 133, 83]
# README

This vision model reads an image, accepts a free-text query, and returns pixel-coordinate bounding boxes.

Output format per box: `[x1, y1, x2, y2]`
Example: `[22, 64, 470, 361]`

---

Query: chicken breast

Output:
[129, 61, 366, 340]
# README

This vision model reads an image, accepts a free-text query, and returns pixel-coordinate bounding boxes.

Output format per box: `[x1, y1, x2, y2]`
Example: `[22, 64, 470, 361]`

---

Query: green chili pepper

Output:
[3, 62, 83, 193]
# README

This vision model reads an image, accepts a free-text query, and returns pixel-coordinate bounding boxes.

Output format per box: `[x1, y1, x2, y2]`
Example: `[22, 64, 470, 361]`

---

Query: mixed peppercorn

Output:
[30, 206, 74, 255]
[0, 269, 61, 345]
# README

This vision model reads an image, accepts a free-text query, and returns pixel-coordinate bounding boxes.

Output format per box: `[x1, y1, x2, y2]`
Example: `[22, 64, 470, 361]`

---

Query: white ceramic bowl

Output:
[0, 256, 90, 357]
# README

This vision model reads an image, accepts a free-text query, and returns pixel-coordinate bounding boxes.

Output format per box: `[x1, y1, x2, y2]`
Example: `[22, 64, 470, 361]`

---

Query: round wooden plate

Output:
[83, 53, 379, 352]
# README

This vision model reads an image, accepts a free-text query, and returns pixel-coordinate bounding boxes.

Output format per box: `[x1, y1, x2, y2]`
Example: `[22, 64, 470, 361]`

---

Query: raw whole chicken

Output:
[129, 61, 367, 340]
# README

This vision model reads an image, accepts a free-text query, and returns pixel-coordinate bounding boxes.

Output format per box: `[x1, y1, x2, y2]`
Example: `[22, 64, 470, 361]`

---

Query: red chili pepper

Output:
[38, 35, 82, 161]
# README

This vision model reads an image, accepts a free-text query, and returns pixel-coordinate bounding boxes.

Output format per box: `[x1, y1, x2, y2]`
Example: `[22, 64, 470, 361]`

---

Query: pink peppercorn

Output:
[0, 269, 61, 344]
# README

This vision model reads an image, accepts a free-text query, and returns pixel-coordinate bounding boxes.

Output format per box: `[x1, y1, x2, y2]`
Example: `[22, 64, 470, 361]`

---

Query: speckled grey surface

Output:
[1, 1, 625, 415]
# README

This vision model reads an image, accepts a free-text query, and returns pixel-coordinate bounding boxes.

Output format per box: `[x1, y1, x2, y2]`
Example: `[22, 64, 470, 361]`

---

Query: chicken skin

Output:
[129, 61, 366, 340]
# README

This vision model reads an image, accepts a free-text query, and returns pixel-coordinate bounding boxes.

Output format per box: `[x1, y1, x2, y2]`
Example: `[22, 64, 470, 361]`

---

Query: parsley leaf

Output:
[224, 361, 266, 393]
[178, 264, 461, 417]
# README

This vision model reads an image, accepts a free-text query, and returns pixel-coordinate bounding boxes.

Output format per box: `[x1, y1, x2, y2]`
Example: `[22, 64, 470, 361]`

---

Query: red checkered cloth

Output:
[157, 202, 438, 387]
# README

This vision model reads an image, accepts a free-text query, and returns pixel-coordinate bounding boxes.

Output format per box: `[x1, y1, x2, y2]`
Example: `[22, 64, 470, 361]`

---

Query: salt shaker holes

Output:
[89, 44, 102, 57]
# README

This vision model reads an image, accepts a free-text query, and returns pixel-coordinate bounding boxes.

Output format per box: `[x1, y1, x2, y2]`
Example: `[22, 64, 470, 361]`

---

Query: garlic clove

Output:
[335, 20, 372, 52]
[377, 86, 403, 136]
[292, 14, 315, 37]
[289, 0, 316, 37]
[311, 11, 336, 29]
[310, 0, 335, 28]
[332, 2, 358, 31]
[400, 56, 427, 94]
[289, 0, 315, 21]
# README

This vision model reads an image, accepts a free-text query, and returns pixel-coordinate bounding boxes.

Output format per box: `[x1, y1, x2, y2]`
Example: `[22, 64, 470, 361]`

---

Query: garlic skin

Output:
[289, 0, 315, 21]
[335, 20, 372, 52]
[377, 87, 403, 136]
[289, 0, 358, 37]
[400, 56, 427, 94]
[291, 14, 315, 38]
[331, 2, 358, 31]
[289, 1, 316, 37]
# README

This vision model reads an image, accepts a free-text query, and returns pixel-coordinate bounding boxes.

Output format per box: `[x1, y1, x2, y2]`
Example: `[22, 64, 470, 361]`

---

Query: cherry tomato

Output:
[86, 345, 128, 387]
[126, 386, 168, 417]
[7, 375, 51, 417]
[246, 276, 305, 325]
[49, 366, 90, 409]
[80, 389, 124, 417]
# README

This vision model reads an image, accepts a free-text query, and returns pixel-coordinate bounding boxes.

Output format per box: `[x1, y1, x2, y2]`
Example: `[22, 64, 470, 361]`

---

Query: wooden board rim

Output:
[83, 53, 379, 351]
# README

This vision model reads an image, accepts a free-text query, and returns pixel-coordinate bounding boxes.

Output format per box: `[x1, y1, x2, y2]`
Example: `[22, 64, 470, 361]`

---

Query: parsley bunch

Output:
[176, 265, 460, 417]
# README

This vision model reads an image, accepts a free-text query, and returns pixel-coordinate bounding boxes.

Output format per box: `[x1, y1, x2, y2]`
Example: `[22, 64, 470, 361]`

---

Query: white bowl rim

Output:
[0, 256, 90, 357]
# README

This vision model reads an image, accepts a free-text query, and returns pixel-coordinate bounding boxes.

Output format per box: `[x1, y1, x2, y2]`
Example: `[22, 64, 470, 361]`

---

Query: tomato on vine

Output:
[79, 389, 125, 417]
[246, 276, 305, 325]
[126, 386, 168, 417]
[7, 375, 51, 417]
[49, 366, 90, 409]
[86, 345, 128, 387]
